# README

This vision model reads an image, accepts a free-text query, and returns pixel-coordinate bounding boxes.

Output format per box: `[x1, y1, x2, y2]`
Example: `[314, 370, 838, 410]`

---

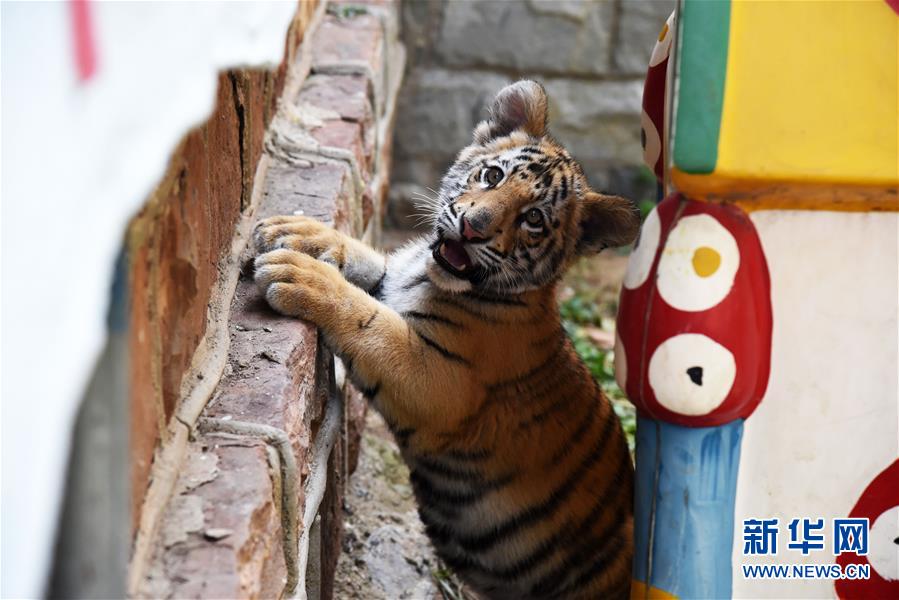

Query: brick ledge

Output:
[129, 1, 405, 597]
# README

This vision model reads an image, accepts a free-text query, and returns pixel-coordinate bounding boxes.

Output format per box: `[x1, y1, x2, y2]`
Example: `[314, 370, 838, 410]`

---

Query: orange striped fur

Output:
[254, 81, 639, 599]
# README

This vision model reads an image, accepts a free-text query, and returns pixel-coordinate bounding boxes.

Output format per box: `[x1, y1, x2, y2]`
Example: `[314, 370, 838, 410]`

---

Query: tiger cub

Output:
[254, 80, 639, 599]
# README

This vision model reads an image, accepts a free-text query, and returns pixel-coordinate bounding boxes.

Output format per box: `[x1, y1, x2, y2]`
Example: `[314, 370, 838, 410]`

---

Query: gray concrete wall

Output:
[388, 0, 675, 229]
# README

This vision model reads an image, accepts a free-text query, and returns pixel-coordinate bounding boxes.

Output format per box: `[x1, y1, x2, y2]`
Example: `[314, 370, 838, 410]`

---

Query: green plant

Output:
[638, 198, 657, 220]
[433, 565, 474, 600]
[561, 296, 636, 452]
[330, 4, 367, 18]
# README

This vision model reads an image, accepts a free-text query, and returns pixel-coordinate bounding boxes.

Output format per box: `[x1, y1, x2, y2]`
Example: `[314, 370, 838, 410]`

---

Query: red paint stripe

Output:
[70, 0, 96, 82]
[835, 459, 899, 599]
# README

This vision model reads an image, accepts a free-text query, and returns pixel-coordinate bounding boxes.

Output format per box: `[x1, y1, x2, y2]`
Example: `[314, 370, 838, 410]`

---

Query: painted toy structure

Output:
[618, 2, 898, 598]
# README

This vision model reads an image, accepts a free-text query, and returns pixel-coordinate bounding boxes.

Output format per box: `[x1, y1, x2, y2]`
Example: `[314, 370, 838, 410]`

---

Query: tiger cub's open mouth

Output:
[432, 238, 476, 280]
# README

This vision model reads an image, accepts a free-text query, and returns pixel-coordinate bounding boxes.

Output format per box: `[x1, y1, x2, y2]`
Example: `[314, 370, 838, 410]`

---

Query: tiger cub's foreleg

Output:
[254, 216, 386, 293]
[253, 249, 465, 429]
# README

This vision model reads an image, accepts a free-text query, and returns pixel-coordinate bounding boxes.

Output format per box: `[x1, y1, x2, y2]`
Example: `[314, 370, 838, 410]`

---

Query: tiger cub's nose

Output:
[461, 216, 488, 241]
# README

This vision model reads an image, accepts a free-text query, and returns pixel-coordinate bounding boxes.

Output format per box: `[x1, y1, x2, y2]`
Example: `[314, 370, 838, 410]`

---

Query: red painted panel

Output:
[617, 193, 773, 427]
[835, 459, 899, 599]
[641, 12, 674, 181]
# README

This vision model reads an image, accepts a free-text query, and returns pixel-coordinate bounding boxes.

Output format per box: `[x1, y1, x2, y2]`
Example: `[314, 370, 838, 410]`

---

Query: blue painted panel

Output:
[633, 417, 744, 598]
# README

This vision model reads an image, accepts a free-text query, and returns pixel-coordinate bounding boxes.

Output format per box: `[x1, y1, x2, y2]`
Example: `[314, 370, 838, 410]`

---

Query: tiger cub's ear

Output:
[474, 80, 548, 144]
[575, 192, 641, 255]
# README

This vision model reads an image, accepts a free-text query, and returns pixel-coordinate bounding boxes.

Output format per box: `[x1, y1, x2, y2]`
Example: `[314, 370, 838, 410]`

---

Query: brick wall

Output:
[126, 1, 404, 597]
[388, 0, 674, 229]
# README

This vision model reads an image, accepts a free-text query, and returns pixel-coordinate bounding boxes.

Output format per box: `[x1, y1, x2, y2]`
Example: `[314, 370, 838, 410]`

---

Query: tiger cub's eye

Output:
[483, 166, 504, 187]
[525, 208, 544, 226]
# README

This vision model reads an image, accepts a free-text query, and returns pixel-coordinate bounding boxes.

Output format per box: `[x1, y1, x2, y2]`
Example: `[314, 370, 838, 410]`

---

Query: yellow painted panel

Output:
[630, 580, 679, 600]
[671, 167, 899, 212]
[716, 0, 899, 185]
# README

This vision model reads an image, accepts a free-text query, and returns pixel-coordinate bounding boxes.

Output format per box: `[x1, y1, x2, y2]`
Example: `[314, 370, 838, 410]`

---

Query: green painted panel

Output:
[673, 0, 731, 174]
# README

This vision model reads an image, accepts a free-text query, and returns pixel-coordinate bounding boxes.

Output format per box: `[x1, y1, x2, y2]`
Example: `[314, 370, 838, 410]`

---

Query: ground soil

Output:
[333, 410, 449, 599]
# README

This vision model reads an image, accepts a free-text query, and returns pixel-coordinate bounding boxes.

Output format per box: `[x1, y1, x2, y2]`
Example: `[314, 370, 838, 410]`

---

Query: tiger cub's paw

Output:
[253, 216, 346, 267]
[254, 249, 345, 320]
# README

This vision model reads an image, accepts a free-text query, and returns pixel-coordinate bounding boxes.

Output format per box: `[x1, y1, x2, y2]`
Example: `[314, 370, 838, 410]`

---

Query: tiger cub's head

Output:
[425, 80, 640, 294]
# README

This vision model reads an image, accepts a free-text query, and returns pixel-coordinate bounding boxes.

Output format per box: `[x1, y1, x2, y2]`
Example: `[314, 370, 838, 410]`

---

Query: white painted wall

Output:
[732, 210, 899, 598]
[0, 2, 297, 596]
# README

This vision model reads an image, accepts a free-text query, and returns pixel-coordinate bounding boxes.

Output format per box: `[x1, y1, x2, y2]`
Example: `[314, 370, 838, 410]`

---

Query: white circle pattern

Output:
[648, 333, 736, 416]
[656, 214, 740, 312]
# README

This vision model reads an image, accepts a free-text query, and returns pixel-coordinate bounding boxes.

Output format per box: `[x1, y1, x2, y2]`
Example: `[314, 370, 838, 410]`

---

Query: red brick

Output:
[296, 74, 376, 179]
[127, 74, 243, 530]
[204, 282, 323, 469]
[297, 74, 374, 124]
[312, 14, 384, 78]
[282, 0, 321, 80]
[205, 162, 357, 461]
[261, 160, 358, 234]
[311, 120, 371, 180]
[129, 66, 293, 533]
[132, 2, 400, 595]
[147, 154, 361, 595]
[143, 440, 286, 599]
[232, 69, 282, 211]
[128, 242, 161, 533]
